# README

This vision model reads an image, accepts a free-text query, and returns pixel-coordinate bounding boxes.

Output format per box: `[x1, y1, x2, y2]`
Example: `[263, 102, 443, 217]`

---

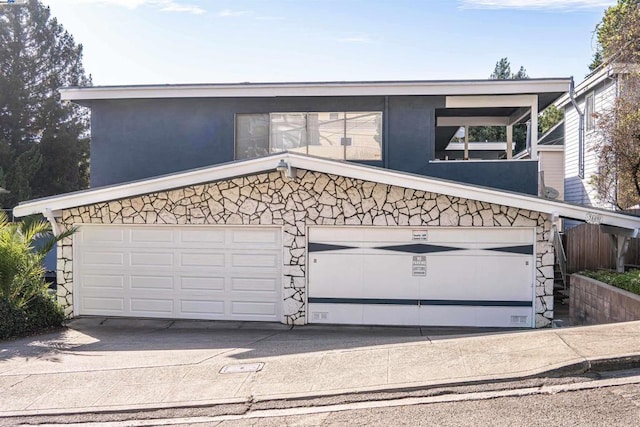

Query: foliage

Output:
[0, 210, 74, 308]
[591, 73, 640, 209]
[593, 0, 640, 65]
[24, 292, 65, 332]
[580, 269, 640, 295]
[589, 50, 604, 72]
[539, 105, 564, 136]
[0, 298, 27, 339]
[0, 0, 91, 209]
[0, 293, 64, 340]
[489, 57, 528, 80]
[468, 58, 563, 153]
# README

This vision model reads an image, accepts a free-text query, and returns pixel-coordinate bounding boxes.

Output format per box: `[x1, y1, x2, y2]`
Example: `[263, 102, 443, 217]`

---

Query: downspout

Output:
[42, 208, 61, 237]
[568, 77, 585, 203]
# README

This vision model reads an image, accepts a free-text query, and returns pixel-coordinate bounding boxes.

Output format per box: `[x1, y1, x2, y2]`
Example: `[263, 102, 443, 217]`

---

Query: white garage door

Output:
[74, 225, 282, 321]
[308, 227, 535, 328]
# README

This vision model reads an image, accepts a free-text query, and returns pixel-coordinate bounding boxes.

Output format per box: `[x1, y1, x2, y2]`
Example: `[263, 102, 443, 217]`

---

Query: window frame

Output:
[234, 111, 383, 162]
[585, 92, 595, 133]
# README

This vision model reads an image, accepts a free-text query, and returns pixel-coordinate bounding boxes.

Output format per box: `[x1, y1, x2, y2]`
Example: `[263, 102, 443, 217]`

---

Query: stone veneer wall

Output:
[57, 169, 556, 327]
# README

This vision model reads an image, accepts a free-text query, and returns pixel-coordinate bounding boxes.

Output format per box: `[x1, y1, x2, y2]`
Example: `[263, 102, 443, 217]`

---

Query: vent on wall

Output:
[312, 312, 328, 321]
[510, 315, 528, 325]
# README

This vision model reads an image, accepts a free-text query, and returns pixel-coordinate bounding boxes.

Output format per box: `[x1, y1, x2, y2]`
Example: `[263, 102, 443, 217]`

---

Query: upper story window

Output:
[235, 112, 382, 161]
[585, 92, 595, 132]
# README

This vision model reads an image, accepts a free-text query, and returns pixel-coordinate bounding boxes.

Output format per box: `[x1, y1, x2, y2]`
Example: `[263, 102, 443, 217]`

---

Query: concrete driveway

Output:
[1, 318, 640, 416]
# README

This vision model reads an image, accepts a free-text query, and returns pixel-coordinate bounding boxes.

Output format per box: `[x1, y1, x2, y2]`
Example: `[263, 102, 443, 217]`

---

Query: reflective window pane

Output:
[235, 114, 269, 159]
[345, 112, 382, 160]
[271, 113, 307, 153]
[235, 111, 382, 161]
[308, 112, 344, 160]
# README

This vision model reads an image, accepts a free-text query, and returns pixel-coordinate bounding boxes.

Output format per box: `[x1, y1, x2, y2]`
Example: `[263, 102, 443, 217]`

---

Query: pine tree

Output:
[0, 0, 91, 208]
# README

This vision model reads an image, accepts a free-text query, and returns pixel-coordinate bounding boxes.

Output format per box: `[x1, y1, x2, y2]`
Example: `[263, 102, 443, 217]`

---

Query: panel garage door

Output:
[308, 227, 535, 328]
[74, 225, 281, 321]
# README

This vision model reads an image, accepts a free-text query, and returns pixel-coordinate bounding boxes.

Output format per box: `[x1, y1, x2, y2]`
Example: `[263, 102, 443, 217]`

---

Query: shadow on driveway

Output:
[1, 317, 526, 366]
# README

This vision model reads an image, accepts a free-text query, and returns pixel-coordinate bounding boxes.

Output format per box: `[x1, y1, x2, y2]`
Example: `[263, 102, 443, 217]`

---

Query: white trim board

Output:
[13, 152, 640, 232]
[60, 79, 571, 101]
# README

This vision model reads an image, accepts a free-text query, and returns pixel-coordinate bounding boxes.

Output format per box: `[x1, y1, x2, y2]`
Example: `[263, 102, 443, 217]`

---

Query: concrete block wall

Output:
[570, 274, 640, 325]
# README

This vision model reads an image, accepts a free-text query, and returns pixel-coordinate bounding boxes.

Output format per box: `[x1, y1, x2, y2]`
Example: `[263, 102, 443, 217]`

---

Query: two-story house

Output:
[557, 66, 619, 209]
[13, 78, 640, 329]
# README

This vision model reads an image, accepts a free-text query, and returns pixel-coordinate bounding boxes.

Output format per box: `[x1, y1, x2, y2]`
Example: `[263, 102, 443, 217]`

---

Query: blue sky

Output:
[44, 0, 616, 86]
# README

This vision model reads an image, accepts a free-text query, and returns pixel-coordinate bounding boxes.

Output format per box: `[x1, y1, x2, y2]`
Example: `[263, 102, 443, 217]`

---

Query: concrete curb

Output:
[3, 354, 638, 419]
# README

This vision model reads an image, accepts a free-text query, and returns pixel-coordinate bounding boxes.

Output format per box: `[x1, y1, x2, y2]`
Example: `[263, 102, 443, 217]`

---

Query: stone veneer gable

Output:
[57, 169, 555, 327]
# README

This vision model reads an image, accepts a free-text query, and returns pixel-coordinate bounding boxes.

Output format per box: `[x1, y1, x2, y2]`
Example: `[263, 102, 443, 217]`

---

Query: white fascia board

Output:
[437, 117, 510, 127]
[287, 155, 640, 230]
[446, 95, 538, 109]
[537, 145, 564, 152]
[14, 152, 640, 231]
[555, 66, 614, 107]
[13, 154, 291, 217]
[59, 79, 571, 101]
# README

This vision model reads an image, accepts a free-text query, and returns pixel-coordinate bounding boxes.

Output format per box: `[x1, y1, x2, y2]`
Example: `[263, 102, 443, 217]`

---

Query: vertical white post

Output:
[464, 125, 469, 160]
[530, 96, 539, 160]
[506, 125, 513, 159]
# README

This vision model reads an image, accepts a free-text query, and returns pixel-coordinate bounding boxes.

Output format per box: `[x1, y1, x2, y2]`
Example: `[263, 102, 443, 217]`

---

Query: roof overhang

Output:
[14, 152, 640, 232]
[60, 78, 571, 104]
[555, 64, 639, 108]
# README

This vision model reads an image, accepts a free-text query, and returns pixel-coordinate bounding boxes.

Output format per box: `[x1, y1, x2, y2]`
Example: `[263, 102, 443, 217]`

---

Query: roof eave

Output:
[59, 78, 572, 102]
[14, 152, 640, 232]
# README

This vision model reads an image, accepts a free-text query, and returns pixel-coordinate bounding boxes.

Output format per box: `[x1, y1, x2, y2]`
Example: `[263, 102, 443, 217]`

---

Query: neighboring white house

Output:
[557, 65, 620, 209]
[513, 120, 565, 201]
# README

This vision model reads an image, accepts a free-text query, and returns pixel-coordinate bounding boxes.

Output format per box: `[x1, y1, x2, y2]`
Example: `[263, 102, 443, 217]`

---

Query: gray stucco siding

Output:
[386, 96, 442, 174]
[89, 94, 535, 195]
[89, 96, 444, 187]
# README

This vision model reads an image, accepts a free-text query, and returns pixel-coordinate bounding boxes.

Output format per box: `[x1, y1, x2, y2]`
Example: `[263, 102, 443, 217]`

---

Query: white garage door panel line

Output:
[75, 225, 282, 321]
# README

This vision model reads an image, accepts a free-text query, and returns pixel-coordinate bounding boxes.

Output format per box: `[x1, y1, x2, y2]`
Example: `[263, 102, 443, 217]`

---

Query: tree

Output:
[0, 210, 74, 308]
[592, 76, 640, 209]
[593, 0, 640, 65]
[589, 1, 640, 209]
[539, 105, 564, 135]
[489, 57, 529, 80]
[0, 0, 91, 208]
[469, 58, 529, 149]
[469, 58, 563, 150]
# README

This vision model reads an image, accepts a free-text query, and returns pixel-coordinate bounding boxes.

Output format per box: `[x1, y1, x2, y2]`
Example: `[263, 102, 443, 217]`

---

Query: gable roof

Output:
[554, 63, 639, 108]
[13, 152, 640, 232]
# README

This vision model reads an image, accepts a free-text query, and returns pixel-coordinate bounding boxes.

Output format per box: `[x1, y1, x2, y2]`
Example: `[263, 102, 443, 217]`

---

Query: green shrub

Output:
[0, 293, 65, 340]
[580, 270, 640, 295]
[0, 211, 73, 339]
[0, 298, 27, 340]
[24, 293, 65, 332]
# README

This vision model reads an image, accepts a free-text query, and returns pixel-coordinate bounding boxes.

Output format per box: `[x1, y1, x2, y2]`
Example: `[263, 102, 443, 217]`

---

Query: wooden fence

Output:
[565, 223, 640, 273]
